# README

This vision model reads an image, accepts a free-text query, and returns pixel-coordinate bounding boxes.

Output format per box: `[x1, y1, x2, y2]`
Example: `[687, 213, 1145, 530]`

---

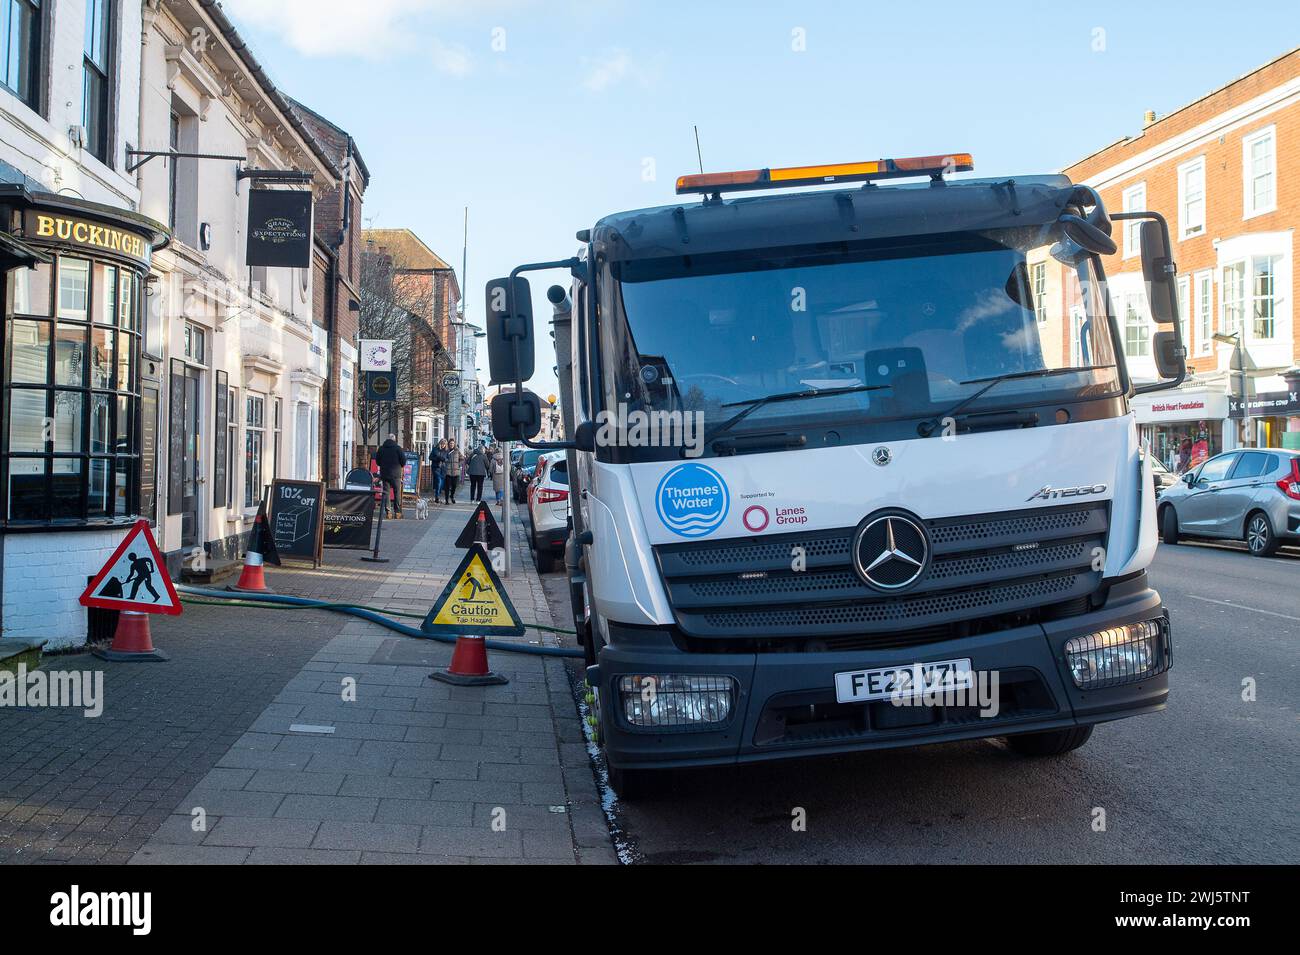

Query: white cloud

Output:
[223, 0, 474, 71]
[581, 48, 657, 93]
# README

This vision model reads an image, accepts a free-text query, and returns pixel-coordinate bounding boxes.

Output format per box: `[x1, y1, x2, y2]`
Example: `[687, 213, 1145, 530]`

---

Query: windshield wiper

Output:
[706, 384, 891, 444]
[917, 365, 1113, 437]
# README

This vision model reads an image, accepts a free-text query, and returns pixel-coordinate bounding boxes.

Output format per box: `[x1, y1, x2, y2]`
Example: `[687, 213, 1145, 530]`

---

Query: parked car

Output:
[511, 447, 545, 503]
[1158, 448, 1300, 556]
[1146, 453, 1177, 497]
[526, 451, 569, 573]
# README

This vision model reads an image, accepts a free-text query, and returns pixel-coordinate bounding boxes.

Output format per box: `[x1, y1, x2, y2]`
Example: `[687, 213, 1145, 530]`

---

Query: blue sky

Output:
[226, 0, 1298, 398]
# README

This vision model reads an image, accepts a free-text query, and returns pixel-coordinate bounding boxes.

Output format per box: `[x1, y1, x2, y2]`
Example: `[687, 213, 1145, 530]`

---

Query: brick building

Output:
[360, 229, 461, 459]
[1065, 46, 1300, 470]
[290, 99, 370, 485]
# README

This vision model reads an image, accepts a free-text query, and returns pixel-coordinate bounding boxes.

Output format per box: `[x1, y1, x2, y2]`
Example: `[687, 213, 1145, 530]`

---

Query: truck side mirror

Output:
[490, 390, 542, 441]
[1140, 221, 1178, 326]
[1152, 330, 1186, 381]
[485, 276, 535, 384]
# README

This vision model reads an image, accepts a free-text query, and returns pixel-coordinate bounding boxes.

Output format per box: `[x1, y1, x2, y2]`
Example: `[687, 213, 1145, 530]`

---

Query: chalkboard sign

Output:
[267, 478, 325, 564]
[166, 359, 185, 515]
[324, 490, 375, 549]
[213, 370, 228, 508]
[401, 451, 422, 496]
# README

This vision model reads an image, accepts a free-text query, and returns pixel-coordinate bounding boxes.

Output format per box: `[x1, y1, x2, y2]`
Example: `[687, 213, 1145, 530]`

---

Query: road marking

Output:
[1186, 594, 1300, 623]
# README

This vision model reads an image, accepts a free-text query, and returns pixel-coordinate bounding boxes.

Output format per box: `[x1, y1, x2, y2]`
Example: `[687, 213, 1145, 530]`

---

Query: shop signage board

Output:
[22, 210, 153, 268]
[246, 189, 312, 268]
[323, 490, 375, 550]
[267, 479, 326, 564]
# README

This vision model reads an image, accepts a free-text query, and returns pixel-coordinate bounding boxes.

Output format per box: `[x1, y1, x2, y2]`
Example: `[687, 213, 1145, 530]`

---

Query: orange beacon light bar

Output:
[675, 154, 974, 195]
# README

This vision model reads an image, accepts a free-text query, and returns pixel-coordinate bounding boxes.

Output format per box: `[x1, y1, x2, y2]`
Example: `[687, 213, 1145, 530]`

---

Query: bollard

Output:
[361, 482, 390, 563]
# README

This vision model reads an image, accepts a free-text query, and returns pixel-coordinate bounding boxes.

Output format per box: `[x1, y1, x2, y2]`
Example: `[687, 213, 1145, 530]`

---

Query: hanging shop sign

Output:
[365, 370, 396, 402]
[22, 210, 153, 267]
[246, 189, 312, 267]
[359, 340, 393, 372]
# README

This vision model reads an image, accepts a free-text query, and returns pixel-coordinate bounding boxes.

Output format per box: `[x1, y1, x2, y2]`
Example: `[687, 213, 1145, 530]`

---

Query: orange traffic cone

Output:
[429, 634, 508, 686]
[93, 611, 168, 662]
[230, 504, 278, 593]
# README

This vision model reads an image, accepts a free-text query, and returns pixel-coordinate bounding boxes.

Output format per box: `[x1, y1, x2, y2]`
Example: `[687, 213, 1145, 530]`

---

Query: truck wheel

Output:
[1160, 505, 1180, 544]
[535, 544, 556, 573]
[1005, 725, 1093, 756]
[1245, 511, 1279, 557]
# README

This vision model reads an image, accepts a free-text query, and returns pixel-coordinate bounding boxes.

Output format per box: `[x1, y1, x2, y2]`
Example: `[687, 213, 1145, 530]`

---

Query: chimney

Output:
[1142, 110, 1157, 129]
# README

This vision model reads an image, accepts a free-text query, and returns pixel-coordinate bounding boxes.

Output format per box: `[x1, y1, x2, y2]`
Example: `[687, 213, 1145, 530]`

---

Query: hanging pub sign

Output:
[365, 370, 396, 402]
[246, 189, 312, 267]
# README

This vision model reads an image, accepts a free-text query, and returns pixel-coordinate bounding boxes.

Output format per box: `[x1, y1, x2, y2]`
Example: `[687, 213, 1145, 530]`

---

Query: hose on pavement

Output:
[175, 584, 584, 659]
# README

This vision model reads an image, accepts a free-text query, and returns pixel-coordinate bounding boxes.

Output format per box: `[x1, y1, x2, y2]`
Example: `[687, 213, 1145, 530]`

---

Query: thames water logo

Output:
[655, 463, 729, 538]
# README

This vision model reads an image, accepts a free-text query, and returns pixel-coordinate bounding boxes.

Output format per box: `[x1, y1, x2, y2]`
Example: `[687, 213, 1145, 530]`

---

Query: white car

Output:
[526, 451, 570, 573]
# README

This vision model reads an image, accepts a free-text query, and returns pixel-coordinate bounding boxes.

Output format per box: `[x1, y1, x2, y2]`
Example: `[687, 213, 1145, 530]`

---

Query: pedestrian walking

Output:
[467, 444, 488, 501]
[430, 439, 447, 503]
[443, 443, 462, 504]
[490, 445, 505, 503]
[373, 433, 406, 518]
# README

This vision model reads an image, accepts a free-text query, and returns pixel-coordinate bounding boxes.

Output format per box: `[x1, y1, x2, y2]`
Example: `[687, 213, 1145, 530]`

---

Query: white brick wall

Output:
[2, 529, 126, 649]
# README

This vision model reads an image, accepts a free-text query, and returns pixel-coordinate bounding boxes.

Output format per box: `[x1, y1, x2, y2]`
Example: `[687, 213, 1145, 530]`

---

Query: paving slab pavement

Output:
[127, 498, 614, 865]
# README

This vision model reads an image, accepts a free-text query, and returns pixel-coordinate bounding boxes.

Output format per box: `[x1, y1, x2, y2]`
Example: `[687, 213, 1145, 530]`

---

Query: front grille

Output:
[655, 502, 1108, 647]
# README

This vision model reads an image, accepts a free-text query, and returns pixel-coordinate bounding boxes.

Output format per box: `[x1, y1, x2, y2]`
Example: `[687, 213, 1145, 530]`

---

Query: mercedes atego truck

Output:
[485, 154, 1184, 796]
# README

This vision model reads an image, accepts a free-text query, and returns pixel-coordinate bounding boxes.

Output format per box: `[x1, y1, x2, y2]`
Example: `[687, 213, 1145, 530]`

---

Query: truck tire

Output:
[1245, 511, 1279, 557]
[1160, 505, 1180, 544]
[535, 543, 556, 573]
[1005, 725, 1093, 756]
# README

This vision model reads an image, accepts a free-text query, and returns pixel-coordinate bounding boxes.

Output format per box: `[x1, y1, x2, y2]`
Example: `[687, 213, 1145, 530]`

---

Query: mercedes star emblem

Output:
[871, 446, 892, 466]
[852, 513, 929, 591]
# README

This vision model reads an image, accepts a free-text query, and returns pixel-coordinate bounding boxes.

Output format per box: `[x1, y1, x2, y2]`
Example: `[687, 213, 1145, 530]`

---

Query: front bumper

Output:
[592, 574, 1169, 770]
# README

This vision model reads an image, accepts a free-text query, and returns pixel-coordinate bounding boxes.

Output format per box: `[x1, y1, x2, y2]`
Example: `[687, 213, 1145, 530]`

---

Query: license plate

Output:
[834, 658, 974, 704]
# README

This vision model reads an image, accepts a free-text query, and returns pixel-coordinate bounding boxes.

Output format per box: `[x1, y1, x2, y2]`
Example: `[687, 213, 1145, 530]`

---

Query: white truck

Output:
[485, 154, 1184, 796]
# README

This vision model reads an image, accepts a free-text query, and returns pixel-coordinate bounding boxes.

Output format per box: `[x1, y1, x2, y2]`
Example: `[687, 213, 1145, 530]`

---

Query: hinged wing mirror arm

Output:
[495, 258, 583, 450]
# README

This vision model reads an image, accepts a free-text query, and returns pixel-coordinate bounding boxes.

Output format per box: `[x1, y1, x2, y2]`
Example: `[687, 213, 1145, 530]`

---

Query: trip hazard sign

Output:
[421, 546, 524, 636]
[79, 520, 182, 615]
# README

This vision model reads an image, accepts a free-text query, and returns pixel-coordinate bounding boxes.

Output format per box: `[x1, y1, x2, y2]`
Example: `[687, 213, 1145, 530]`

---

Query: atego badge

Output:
[79, 520, 182, 615]
[422, 547, 524, 636]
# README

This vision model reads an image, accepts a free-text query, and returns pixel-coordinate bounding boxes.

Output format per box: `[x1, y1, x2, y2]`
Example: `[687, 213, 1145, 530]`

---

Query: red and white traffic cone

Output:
[429, 634, 508, 686]
[93, 610, 168, 662]
[229, 548, 272, 592]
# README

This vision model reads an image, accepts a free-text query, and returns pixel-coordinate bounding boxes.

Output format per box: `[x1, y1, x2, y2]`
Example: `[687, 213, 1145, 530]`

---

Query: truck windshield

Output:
[603, 226, 1120, 458]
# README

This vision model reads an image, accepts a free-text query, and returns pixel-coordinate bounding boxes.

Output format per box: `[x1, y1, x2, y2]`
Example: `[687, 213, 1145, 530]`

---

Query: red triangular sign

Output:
[79, 520, 182, 615]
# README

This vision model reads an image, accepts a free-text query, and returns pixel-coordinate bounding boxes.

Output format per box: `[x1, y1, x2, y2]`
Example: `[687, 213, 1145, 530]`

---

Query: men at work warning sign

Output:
[79, 520, 182, 615]
[421, 546, 524, 636]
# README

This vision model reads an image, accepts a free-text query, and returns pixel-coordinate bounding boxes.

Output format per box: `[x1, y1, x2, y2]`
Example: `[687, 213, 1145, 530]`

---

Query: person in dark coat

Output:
[373, 433, 406, 517]
[466, 445, 488, 501]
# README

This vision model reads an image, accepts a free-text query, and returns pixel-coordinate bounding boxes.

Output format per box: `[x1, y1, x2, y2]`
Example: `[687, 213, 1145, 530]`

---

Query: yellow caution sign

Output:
[421, 547, 525, 636]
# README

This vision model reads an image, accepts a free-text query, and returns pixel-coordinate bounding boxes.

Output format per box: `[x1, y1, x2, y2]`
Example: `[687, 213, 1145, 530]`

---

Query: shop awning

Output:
[0, 230, 53, 269]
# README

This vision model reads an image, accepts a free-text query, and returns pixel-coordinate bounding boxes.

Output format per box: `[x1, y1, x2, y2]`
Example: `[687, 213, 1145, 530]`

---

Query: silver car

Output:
[1158, 448, 1300, 556]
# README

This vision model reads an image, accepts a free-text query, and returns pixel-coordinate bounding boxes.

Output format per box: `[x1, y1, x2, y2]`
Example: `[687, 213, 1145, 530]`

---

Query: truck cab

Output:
[485, 155, 1185, 796]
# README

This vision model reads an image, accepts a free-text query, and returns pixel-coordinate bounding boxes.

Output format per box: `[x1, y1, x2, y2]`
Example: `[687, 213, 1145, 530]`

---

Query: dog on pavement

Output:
[414, 497, 430, 520]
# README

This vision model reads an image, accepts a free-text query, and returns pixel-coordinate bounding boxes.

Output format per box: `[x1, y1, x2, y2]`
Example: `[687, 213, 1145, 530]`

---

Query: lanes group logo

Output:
[655, 463, 729, 538]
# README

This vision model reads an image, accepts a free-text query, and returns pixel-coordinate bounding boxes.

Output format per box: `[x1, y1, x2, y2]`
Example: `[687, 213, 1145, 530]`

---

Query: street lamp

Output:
[1212, 330, 1250, 448]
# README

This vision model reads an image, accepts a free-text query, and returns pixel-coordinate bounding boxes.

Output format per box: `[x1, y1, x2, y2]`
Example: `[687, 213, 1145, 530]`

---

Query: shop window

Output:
[82, 0, 112, 164]
[1242, 127, 1276, 218]
[244, 393, 265, 509]
[1, 0, 42, 111]
[4, 257, 141, 522]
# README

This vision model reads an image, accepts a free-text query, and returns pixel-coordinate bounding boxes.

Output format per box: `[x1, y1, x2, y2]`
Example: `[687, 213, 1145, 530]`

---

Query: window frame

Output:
[1220, 261, 1246, 336]
[1122, 182, 1146, 259]
[4, 254, 142, 524]
[1, 0, 44, 112]
[81, 0, 113, 165]
[1177, 156, 1206, 239]
[1250, 254, 1280, 341]
[243, 392, 265, 510]
[1242, 126, 1277, 220]
[1194, 270, 1213, 357]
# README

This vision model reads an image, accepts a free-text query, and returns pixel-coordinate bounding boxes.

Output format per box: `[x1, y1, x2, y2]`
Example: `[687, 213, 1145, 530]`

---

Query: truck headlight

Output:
[618, 674, 735, 729]
[1065, 617, 1170, 689]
